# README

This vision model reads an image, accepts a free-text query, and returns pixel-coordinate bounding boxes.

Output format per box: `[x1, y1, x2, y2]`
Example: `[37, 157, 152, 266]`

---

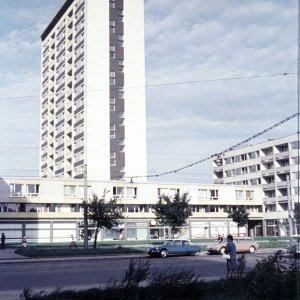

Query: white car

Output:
[206, 237, 259, 254]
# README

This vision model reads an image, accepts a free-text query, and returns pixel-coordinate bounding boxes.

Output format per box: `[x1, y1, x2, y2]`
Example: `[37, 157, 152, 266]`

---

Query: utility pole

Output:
[83, 164, 88, 249]
[287, 177, 293, 236]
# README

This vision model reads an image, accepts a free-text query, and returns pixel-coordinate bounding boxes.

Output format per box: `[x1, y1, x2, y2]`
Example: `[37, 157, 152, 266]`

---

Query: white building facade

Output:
[40, 0, 147, 181]
[213, 134, 299, 236]
[0, 177, 264, 243]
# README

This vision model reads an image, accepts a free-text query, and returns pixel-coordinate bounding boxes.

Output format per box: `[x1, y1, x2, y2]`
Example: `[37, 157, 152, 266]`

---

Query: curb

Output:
[0, 248, 285, 264]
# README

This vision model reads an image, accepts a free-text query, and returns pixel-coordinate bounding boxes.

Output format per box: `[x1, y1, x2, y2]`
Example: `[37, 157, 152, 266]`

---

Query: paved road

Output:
[0, 250, 283, 300]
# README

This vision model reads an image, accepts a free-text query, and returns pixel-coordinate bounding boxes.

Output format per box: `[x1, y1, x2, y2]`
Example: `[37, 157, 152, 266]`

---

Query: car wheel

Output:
[160, 249, 168, 258]
[249, 246, 256, 253]
[192, 251, 200, 256]
[219, 247, 226, 255]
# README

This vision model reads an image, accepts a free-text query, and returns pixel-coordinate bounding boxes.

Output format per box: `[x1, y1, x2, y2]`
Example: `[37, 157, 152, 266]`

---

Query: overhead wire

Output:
[0, 73, 296, 178]
[128, 113, 298, 180]
[0, 72, 295, 102]
[0, 113, 297, 176]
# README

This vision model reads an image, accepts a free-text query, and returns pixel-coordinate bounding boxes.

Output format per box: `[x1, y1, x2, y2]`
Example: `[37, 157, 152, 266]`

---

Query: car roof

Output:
[165, 239, 190, 242]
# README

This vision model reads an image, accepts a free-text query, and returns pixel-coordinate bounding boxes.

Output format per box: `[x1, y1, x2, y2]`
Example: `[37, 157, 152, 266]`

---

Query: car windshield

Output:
[164, 240, 173, 245]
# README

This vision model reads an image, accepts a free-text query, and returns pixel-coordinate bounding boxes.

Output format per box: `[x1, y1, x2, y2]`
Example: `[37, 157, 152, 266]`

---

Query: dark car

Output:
[147, 239, 201, 258]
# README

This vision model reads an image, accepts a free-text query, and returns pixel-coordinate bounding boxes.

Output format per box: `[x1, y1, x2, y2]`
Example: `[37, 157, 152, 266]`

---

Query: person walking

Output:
[216, 234, 223, 243]
[22, 236, 27, 248]
[1, 233, 6, 249]
[224, 234, 238, 277]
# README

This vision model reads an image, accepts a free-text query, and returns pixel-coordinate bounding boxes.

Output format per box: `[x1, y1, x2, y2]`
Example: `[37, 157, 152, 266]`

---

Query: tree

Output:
[83, 192, 124, 249]
[152, 192, 192, 238]
[227, 207, 249, 236]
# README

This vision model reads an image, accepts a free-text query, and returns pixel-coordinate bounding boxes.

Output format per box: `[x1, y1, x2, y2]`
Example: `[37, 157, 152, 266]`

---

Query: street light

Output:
[83, 164, 88, 249]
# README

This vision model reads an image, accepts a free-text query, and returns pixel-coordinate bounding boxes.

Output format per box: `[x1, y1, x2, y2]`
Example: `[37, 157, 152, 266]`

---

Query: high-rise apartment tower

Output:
[40, 0, 147, 181]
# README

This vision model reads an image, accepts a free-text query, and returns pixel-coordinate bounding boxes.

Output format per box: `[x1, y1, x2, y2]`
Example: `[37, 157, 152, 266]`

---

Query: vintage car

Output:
[147, 239, 201, 258]
[287, 235, 300, 258]
[206, 237, 259, 254]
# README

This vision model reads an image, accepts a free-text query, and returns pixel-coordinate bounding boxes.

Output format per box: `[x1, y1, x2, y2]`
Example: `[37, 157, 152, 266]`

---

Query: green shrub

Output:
[20, 253, 297, 300]
[244, 250, 296, 300]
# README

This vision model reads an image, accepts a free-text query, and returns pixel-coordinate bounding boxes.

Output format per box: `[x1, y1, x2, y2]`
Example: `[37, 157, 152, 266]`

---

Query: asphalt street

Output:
[0, 249, 282, 300]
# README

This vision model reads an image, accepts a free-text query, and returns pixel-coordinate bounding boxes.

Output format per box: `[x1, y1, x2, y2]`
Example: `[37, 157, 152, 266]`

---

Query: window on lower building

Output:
[113, 187, 124, 197]
[10, 184, 23, 196]
[198, 189, 207, 199]
[209, 189, 218, 200]
[235, 190, 244, 200]
[27, 184, 40, 196]
[64, 185, 77, 196]
[126, 187, 137, 198]
[246, 190, 254, 200]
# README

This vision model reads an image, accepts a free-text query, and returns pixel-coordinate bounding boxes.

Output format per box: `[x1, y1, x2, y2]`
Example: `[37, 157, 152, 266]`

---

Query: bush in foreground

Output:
[20, 252, 297, 300]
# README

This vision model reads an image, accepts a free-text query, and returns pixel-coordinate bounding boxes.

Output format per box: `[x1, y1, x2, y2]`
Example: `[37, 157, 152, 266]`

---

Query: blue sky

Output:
[0, 0, 297, 183]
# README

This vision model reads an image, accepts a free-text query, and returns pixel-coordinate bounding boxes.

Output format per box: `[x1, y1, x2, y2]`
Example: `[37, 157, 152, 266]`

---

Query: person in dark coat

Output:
[1, 233, 5, 249]
[224, 234, 238, 277]
[216, 234, 223, 243]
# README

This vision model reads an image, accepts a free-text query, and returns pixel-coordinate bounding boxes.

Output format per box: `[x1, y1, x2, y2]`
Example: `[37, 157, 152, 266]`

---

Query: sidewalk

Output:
[0, 247, 25, 259]
[0, 246, 147, 264]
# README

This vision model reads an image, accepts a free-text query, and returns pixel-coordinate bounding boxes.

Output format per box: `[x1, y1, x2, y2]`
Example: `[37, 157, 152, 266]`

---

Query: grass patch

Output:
[15, 246, 147, 258]
[258, 241, 288, 249]
[14, 238, 288, 258]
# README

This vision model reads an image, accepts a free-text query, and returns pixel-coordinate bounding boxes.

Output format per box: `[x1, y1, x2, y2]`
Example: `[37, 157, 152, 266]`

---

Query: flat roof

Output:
[41, 0, 74, 41]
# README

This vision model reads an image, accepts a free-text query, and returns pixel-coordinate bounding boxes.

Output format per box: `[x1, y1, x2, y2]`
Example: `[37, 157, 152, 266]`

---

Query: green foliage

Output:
[15, 246, 146, 257]
[152, 192, 192, 235]
[243, 250, 296, 300]
[227, 207, 249, 236]
[20, 253, 297, 300]
[121, 258, 151, 288]
[83, 193, 124, 249]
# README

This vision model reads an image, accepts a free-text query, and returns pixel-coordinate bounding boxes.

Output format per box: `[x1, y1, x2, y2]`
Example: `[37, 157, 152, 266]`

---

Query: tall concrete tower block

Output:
[40, 0, 147, 181]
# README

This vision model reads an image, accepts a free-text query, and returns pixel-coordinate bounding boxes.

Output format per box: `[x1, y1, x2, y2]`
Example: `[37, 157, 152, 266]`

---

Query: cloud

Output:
[0, 0, 297, 182]
[144, 0, 297, 181]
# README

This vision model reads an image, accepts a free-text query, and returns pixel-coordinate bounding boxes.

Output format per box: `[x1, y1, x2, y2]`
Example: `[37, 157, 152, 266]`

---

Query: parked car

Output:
[147, 239, 201, 258]
[206, 237, 259, 254]
[287, 235, 300, 258]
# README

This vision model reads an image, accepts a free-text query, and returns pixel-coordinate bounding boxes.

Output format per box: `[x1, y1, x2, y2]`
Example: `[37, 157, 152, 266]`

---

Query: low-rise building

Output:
[0, 177, 264, 243]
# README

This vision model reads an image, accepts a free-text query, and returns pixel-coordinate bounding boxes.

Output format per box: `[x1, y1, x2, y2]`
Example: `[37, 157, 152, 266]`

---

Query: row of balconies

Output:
[214, 147, 291, 168]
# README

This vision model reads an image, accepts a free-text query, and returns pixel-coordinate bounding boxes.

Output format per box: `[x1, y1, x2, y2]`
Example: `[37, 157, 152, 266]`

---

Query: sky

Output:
[0, 0, 298, 183]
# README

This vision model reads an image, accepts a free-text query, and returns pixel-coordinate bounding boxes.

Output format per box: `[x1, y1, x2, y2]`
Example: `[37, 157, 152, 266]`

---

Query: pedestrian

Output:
[216, 234, 223, 243]
[22, 235, 27, 248]
[1, 233, 5, 249]
[224, 234, 238, 277]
